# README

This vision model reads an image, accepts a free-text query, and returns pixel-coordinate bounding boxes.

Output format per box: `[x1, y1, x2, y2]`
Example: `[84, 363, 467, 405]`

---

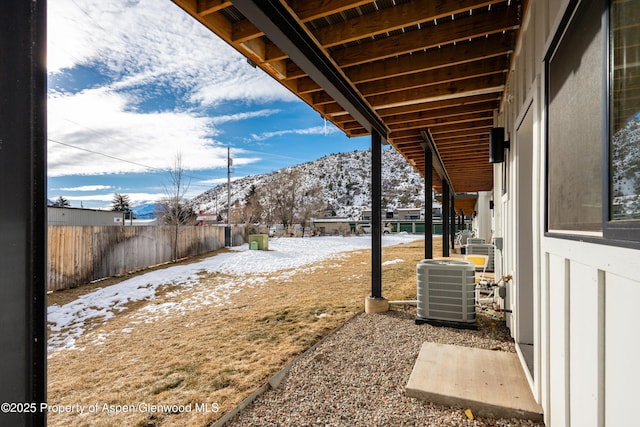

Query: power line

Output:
[48, 138, 163, 172]
[48, 137, 224, 183]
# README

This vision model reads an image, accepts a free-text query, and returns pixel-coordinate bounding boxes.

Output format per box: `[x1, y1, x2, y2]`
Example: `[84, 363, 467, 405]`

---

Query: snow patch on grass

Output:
[47, 234, 422, 352]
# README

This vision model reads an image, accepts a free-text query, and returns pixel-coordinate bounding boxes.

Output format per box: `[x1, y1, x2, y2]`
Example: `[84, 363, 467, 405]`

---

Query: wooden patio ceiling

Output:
[172, 0, 525, 194]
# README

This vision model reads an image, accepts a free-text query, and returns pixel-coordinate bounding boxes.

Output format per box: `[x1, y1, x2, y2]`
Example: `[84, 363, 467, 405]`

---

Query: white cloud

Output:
[47, 88, 266, 176]
[210, 109, 281, 125]
[250, 125, 341, 142]
[47, 0, 293, 105]
[56, 185, 114, 192]
[45, 0, 304, 178]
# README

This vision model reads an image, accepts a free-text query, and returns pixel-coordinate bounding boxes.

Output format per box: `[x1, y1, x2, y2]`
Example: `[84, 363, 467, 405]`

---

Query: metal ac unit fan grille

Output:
[416, 260, 476, 325]
[466, 243, 495, 272]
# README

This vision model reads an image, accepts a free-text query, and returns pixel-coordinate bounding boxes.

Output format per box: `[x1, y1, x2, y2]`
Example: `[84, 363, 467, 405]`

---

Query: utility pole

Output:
[227, 146, 232, 224]
[225, 146, 232, 246]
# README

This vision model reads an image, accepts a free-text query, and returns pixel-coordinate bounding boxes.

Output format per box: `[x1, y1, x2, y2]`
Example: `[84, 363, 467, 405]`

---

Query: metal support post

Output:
[371, 131, 383, 299]
[424, 148, 433, 259]
[0, 1, 47, 425]
[450, 193, 456, 250]
[442, 183, 450, 257]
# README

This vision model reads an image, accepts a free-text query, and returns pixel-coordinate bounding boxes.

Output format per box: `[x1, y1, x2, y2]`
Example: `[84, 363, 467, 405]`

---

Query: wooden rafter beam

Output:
[346, 34, 513, 83]
[388, 111, 493, 132]
[313, 0, 505, 48]
[383, 101, 497, 125]
[197, 0, 232, 15]
[377, 93, 500, 118]
[296, 34, 513, 94]
[289, 0, 372, 22]
[233, 0, 374, 42]
[366, 74, 505, 110]
[427, 119, 495, 135]
[435, 130, 491, 142]
[357, 57, 508, 97]
[330, 7, 519, 67]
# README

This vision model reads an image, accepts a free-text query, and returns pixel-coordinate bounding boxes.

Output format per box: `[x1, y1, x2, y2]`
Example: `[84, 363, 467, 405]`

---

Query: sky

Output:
[48, 233, 421, 352]
[47, 0, 370, 210]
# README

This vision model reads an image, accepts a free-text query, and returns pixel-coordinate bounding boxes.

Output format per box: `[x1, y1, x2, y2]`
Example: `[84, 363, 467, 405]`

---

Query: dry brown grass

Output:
[47, 237, 439, 426]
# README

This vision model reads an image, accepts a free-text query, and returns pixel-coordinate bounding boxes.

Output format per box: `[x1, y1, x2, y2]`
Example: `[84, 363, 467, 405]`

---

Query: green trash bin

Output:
[248, 234, 269, 250]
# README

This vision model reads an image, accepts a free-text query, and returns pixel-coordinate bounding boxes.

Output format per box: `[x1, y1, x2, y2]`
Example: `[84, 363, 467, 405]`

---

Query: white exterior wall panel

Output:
[568, 262, 601, 427]
[547, 254, 569, 427]
[605, 274, 640, 427]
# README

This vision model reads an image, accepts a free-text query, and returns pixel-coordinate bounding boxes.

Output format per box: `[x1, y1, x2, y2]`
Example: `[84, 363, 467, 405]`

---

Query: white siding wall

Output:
[494, 1, 640, 426]
[547, 253, 569, 427]
[605, 274, 640, 427]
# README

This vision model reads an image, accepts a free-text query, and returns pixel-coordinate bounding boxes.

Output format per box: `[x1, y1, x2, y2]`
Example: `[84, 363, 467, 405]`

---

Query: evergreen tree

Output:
[111, 193, 131, 212]
[53, 196, 70, 207]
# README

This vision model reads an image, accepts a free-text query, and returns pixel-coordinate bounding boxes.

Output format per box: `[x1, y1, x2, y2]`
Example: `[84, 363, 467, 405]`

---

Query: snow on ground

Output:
[48, 234, 422, 353]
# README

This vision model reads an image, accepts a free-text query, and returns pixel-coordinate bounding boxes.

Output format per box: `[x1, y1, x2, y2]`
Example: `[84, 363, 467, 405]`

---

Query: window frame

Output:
[603, 0, 640, 243]
[544, 0, 640, 249]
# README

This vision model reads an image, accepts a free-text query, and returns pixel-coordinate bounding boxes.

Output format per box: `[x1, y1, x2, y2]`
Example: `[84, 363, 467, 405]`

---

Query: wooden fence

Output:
[48, 225, 228, 291]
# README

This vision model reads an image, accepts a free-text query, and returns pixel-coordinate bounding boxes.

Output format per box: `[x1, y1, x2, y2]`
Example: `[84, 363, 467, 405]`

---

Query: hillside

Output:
[611, 116, 640, 219]
[189, 147, 427, 220]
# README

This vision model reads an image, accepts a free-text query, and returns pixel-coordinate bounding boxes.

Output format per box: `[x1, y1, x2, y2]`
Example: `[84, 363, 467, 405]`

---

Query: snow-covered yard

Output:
[48, 234, 422, 353]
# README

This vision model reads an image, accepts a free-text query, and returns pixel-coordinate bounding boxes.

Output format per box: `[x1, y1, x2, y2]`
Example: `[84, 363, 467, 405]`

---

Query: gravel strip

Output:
[226, 308, 545, 427]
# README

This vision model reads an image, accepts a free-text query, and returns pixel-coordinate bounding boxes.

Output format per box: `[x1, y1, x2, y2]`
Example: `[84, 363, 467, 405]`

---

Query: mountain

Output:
[611, 116, 640, 219]
[189, 147, 428, 220]
[131, 202, 162, 219]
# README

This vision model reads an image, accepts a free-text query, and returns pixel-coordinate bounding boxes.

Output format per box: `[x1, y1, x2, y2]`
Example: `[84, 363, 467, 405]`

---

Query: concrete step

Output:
[406, 342, 543, 421]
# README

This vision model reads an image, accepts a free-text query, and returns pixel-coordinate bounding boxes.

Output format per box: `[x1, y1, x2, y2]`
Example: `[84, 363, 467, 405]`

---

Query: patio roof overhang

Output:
[172, 0, 525, 195]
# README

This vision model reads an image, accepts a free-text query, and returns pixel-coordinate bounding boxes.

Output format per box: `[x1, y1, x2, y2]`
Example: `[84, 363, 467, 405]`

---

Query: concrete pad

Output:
[406, 342, 543, 421]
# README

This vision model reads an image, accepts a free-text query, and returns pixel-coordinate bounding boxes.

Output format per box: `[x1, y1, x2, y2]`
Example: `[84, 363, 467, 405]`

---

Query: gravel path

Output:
[227, 308, 545, 427]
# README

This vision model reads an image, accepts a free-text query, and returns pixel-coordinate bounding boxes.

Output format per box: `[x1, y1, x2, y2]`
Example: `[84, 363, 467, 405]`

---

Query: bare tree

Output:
[240, 184, 264, 227]
[296, 183, 324, 237]
[271, 169, 298, 230]
[158, 152, 194, 261]
[258, 169, 324, 236]
[258, 184, 276, 228]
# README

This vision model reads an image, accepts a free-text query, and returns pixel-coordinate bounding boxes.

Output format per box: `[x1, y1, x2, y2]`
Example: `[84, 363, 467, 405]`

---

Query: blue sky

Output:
[47, 0, 370, 209]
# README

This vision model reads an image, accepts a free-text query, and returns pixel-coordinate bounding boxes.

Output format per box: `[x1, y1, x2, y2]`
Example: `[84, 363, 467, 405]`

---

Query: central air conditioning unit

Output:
[467, 237, 486, 245]
[415, 259, 476, 328]
[466, 243, 495, 272]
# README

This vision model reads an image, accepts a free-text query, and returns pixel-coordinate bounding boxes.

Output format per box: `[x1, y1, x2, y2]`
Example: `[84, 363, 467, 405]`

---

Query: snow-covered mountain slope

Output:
[189, 147, 426, 219]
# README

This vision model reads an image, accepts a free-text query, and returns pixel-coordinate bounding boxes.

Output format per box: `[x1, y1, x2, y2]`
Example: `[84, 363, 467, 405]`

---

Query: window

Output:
[547, 0, 603, 234]
[604, 0, 640, 243]
[545, 0, 640, 246]
[609, 0, 640, 222]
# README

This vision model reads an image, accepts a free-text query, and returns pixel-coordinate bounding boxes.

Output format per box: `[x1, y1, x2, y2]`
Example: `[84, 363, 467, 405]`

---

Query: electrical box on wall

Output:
[493, 237, 503, 251]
